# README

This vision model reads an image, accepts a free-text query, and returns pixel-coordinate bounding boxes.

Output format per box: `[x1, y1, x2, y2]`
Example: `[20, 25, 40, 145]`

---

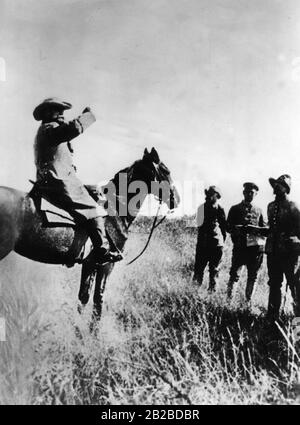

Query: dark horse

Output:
[0, 147, 179, 323]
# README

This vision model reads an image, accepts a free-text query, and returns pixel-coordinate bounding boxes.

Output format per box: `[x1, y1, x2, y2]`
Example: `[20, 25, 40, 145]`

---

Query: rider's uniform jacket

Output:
[34, 111, 106, 220]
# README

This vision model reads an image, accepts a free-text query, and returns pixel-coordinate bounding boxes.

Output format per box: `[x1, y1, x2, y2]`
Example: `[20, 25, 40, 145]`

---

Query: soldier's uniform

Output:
[227, 197, 266, 301]
[266, 175, 300, 320]
[34, 107, 105, 221]
[194, 187, 226, 291]
[32, 97, 122, 264]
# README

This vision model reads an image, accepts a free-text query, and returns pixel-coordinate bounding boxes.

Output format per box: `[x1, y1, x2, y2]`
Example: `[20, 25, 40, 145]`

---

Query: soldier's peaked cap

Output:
[269, 174, 291, 194]
[243, 182, 259, 191]
[33, 97, 72, 121]
[205, 185, 221, 199]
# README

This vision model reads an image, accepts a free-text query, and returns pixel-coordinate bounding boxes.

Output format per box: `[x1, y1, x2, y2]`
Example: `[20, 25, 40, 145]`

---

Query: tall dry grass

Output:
[0, 216, 300, 404]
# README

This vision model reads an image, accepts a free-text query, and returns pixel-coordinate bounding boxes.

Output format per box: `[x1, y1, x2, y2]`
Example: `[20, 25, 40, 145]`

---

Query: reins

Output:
[126, 202, 167, 265]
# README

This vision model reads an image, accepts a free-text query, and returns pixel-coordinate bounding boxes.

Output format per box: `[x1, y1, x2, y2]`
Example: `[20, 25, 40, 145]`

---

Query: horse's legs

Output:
[92, 271, 107, 322]
[77, 259, 96, 313]
[90, 264, 113, 331]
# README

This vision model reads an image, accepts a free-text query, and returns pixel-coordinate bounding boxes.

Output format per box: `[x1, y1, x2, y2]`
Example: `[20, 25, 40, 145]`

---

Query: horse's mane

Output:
[99, 160, 145, 232]
[107, 160, 144, 188]
[110, 166, 131, 185]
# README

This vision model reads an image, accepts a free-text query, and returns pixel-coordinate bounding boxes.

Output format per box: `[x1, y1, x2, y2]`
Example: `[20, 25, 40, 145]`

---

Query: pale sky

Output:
[1, 0, 300, 215]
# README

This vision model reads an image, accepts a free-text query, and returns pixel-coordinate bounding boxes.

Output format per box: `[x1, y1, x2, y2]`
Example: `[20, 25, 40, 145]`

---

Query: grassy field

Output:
[0, 215, 300, 405]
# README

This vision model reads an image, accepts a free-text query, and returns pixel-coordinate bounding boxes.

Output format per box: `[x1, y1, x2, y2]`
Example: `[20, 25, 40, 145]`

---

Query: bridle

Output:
[126, 162, 174, 265]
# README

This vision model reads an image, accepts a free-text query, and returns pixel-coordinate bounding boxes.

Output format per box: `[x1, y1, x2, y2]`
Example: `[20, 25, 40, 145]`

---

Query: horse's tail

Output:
[0, 186, 25, 260]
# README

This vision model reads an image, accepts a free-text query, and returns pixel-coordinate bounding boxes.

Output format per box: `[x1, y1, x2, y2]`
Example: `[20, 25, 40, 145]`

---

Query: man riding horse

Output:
[33, 97, 122, 265]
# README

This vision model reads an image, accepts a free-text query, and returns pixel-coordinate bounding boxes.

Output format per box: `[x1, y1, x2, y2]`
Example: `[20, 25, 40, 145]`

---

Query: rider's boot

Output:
[86, 217, 123, 265]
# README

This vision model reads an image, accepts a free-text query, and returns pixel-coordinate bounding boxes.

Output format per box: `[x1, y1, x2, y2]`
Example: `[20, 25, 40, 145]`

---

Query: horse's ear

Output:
[150, 147, 160, 164]
[143, 148, 150, 159]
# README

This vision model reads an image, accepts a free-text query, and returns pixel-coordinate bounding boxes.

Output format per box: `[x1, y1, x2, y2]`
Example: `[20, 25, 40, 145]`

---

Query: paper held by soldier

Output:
[235, 224, 267, 247]
[235, 224, 267, 232]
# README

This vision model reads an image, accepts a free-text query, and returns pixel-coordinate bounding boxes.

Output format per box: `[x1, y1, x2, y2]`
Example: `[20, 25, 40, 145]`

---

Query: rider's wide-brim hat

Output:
[33, 97, 72, 121]
[269, 174, 291, 194]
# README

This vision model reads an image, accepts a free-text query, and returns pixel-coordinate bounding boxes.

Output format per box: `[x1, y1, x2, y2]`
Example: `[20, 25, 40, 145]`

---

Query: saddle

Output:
[39, 198, 75, 225]
[29, 181, 106, 227]
[27, 182, 110, 267]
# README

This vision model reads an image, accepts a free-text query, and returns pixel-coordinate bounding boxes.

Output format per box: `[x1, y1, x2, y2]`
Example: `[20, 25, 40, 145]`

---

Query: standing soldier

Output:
[193, 186, 227, 291]
[266, 174, 300, 321]
[227, 182, 266, 302]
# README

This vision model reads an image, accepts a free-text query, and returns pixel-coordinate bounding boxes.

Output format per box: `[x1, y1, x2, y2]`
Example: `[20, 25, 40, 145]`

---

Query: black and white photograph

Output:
[1, 0, 300, 408]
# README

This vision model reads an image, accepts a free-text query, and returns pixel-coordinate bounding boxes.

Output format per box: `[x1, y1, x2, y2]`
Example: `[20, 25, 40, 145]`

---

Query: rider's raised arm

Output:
[41, 110, 96, 144]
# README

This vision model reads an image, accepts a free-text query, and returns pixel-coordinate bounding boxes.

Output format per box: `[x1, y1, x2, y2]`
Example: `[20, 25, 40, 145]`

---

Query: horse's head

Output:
[133, 147, 180, 211]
